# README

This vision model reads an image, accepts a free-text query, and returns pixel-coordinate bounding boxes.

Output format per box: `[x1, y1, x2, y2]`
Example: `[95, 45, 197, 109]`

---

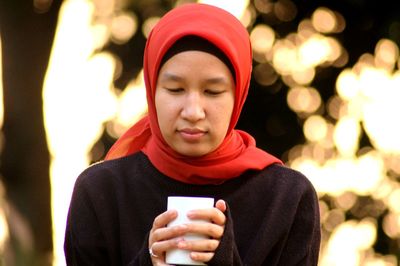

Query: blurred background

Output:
[0, 0, 399, 265]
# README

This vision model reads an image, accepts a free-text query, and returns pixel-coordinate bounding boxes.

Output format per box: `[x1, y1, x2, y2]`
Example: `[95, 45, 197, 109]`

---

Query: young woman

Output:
[64, 3, 321, 266]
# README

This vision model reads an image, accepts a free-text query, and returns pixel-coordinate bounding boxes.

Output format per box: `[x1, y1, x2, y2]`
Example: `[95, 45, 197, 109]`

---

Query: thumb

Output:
[215, 199, 227, 212]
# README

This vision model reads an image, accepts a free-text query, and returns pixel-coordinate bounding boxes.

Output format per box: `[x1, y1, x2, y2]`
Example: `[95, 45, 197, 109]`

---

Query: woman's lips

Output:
[178, 128, 206, 142]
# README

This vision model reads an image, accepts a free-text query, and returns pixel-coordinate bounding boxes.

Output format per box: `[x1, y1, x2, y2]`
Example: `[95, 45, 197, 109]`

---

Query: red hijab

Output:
[105, 3, 282, 184]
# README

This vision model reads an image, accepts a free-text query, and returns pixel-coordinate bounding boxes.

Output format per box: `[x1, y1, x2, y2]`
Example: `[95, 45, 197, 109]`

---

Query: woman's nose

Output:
[180, 92, 205, 121]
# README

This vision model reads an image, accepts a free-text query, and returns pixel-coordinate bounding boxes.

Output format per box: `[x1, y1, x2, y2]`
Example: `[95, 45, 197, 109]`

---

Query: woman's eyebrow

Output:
[159, 72, 183, 82]
[204, 76, 230, 85]
[160, 72, 231, 85]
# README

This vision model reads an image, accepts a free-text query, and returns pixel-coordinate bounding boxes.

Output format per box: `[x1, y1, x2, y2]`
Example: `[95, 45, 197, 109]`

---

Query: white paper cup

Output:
[166, 196, 214, 265]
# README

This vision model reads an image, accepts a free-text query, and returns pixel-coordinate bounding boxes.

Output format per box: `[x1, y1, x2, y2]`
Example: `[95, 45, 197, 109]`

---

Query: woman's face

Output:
[155, 50, 235, 157]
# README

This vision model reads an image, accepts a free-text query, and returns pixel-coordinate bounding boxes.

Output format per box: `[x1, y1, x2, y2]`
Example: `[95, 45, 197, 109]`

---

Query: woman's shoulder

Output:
[254, 163, 317, 197]
[264, 163, 308, 180]
[74, 151, 146, 188]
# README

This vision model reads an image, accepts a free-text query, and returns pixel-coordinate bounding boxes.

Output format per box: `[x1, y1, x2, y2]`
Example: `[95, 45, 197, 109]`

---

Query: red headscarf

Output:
[105, 3, 282, 184]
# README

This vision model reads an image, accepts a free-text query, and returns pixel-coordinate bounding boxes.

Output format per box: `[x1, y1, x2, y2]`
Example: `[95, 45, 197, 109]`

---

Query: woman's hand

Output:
[148, 199, 227, 265]
[148, 209, 185, 266]
[180, 199, 227, 263]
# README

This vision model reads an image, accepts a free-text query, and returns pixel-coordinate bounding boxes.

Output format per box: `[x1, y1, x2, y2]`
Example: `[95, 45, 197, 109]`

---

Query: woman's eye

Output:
[205, 89, 224, 96]
[166, 87, 184, 93]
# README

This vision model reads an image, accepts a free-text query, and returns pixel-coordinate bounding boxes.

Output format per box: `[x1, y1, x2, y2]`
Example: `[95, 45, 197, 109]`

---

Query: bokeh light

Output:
[250, 24, 275, 57]
[320, 219, 378, 266]
[109, 70, 147, 138]
[312, 7, 337, 33]
[287, 86, 322, 114]
[34, 0, 53, 13]
[303, 115, 328, 142]
[375, 39, 399, 70]
[43, 0, 117, 264]
[274, 0, 297, 22]
[142, 16, 160, 39]
[198, 0, 249, 19]
[111, 11, 138, 44]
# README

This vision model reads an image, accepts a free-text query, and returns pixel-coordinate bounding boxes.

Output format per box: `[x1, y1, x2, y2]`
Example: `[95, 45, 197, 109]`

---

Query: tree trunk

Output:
[0, 0, 62, 264]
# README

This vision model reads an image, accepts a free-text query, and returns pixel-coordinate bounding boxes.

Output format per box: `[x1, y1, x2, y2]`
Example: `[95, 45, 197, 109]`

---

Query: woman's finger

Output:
[189, 251, 215, 263]
[177, 238, 220, 252]
[151, 237, 183, 257]
[152, 210, 177, 231]
[215, 199, 226, 212]
[183, 222, 224, 239]
[187, 207, 226, 226]
[150, 210, 177, 244]
[152, 224, 188, 242]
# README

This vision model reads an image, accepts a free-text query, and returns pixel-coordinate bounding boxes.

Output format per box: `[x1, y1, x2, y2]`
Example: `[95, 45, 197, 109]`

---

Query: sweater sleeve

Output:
[208, 204, 243, 266]
[64, 176, 110, 265]
[276, 182, 321, 266]
[127, 232, 153, 266]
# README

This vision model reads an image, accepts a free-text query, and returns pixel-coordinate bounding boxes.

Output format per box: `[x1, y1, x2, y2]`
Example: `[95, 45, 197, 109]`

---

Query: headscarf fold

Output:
[105, 3, 282, 184]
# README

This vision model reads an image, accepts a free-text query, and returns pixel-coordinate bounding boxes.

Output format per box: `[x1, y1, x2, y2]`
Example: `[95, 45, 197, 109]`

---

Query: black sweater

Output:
[64, 152, 320, 265]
